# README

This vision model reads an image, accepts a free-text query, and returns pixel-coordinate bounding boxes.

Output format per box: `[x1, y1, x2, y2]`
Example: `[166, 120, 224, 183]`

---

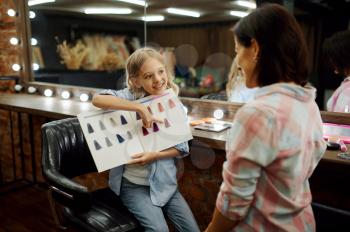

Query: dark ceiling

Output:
[29, 0, 350, 25]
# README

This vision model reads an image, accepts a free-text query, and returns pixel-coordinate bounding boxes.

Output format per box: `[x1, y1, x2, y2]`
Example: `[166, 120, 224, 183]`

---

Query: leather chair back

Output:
[42, 117, 96, 179]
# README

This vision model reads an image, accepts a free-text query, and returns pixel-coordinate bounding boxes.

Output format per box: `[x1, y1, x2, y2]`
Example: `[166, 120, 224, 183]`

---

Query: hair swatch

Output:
[120, 115, 127, 125]
[153, 123, 159, 132]
[94, 140, 101, 150]
[127, 131, 132, 139]
[136, 112, 141, 120]
[110, 117, 117, 127]
[158, 102, 164, 112]
[99, 120, 106, 130]
[105, 137, 112, 147]
[147, 106, 153, 114]
[164, 118, 171, 128]
[87, 123, 94, 133]
[116, 134, 125, 143]
[169, 99, 176, 108]
[142, 127, 149, 136]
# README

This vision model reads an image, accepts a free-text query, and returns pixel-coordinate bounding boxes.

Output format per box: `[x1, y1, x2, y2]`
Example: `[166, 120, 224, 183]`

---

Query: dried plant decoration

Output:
[57, 40, 89, 70]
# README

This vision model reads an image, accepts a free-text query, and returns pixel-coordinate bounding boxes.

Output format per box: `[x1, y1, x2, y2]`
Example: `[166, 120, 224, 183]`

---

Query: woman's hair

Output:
[233, 3, 309, 87]
[126, 47, 179, 98]
[323, 30, 350, 77]
[226, 57, 245, 98]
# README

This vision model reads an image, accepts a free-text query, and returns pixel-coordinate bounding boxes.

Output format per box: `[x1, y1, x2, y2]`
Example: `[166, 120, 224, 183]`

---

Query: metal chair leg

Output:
[48, 187, 68, 230]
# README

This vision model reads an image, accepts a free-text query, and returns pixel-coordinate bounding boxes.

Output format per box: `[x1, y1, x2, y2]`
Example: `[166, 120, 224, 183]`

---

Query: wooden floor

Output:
[0, 183, 80, 232]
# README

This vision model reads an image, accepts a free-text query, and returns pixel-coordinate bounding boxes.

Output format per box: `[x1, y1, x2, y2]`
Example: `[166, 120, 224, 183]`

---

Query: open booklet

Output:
[77, 89, 193, 172]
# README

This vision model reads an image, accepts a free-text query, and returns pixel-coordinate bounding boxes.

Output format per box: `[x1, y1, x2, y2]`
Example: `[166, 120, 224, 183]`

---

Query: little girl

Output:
[92, 47, 199, 232]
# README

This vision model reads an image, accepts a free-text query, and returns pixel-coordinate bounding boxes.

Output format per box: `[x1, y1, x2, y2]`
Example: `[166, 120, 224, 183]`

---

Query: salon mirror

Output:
[23, 0, 350, 110]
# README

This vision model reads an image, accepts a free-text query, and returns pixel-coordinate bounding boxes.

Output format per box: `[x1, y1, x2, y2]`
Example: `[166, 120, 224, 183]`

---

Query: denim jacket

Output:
[100, 88, 189, 207]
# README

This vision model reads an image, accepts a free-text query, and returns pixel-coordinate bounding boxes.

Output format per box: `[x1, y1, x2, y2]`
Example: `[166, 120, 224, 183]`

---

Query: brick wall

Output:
[0, 0, 20, 183]
[0, 0, 18, 76]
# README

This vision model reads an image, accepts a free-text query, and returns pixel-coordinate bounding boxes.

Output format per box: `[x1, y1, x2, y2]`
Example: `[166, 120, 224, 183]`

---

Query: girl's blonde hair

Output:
[126, 47, 179, 99]
[226, 57, 245, 98]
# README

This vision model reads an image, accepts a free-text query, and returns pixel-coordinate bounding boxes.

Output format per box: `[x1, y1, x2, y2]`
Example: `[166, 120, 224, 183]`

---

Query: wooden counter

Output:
[1, 93, 349, 166]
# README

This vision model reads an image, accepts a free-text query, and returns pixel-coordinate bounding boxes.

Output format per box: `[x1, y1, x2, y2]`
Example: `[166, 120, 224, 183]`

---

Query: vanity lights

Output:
[116, 0, 146, 7]
[61, 90, 71, 99]
[33, 63, 40, 71]
[28, 0, 56, 6]
[12, 64, 21, 71]
[31, 38, 38, 46]
[27, 86, 37, 94]
[230, 10, 249, 18]
[84, 8, 132, 15]
[29, 11, 36, 19]
[14, 84, 23, 92]
[234, 0, 257, 9]
[166, 8, 201, 18]
[9, 37, 19, 45]
[213, 109, 224, 120]
[7, 9, 16, 17]
[79, 93, 90, 102]
[142, 15, 165, 22]
[44, 89, 54, 97]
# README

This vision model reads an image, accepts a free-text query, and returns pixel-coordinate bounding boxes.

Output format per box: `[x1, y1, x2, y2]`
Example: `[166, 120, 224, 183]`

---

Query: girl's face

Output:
[134, 57, 168, 95]
[234, 36, 259, 88]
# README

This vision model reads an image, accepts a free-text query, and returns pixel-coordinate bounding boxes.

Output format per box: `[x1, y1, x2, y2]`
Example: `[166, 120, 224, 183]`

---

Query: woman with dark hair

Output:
[205, 3, 326, 232]
[324, 30, 350, 112]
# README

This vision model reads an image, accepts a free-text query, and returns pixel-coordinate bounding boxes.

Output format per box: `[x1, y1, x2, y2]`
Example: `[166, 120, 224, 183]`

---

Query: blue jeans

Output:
[120, 178, 200, 232]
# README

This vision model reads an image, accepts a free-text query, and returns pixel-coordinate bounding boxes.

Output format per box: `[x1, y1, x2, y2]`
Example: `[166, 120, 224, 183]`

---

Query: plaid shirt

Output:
[216, 83, 326, 231]
[327, 76, 350, 112]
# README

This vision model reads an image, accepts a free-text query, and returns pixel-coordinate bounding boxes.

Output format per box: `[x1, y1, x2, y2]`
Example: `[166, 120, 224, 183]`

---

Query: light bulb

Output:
[79, 93, 89, 102]
[61, 90, 71, 99]
[31, 38, 38, 46]
[14, 84, 23, 92]
[10, 37, 19, 45]
[29, 11, 36, 19]
[27, 86, 37, 94]
[44, 89, 53, 97]
[12, 64, 21, 71]
[7, 9, 16, 17]
[213, 109, 224, 120]
[33, 63, 40, 70]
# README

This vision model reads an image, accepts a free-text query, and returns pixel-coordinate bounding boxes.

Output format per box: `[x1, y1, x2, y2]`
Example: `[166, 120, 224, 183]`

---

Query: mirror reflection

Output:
[27, 0, 350, 110]
[28, 0, 250, 98]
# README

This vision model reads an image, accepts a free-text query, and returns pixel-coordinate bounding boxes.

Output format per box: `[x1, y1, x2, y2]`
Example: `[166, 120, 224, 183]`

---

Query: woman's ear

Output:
[251, 39, 260, 61]
[131, 77, 142, 88]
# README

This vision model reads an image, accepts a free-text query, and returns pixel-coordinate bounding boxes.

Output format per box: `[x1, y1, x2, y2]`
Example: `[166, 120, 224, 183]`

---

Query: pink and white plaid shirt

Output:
[327, 76, 350, 112]
[217, 83, 327, 231]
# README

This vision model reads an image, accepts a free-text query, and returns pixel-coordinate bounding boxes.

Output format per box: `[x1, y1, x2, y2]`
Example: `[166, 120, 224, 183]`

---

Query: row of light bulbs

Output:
[14, 84, 91, 102]
[8, 8, 39, 72]
[9, 6, 91, 103]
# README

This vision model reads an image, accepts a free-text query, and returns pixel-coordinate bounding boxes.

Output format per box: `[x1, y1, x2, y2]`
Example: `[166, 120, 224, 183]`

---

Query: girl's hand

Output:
[127, 152, 159, 165]
[137, 104, 163, 128]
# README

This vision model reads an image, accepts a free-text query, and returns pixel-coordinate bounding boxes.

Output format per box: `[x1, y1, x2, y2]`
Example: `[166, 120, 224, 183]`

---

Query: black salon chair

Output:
[312, 202, 350, 231]
[41, 117, 141, 232]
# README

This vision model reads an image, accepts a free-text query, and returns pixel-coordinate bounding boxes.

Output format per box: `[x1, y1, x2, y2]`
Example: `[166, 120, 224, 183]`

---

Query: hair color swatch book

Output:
[77, 89, 193, 172]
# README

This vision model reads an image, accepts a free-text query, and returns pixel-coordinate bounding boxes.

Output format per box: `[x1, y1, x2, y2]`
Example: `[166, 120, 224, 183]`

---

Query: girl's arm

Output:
[92, 94, 143, 112]
[92, 94, 162, 128]
[127, 147, 180, 165]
